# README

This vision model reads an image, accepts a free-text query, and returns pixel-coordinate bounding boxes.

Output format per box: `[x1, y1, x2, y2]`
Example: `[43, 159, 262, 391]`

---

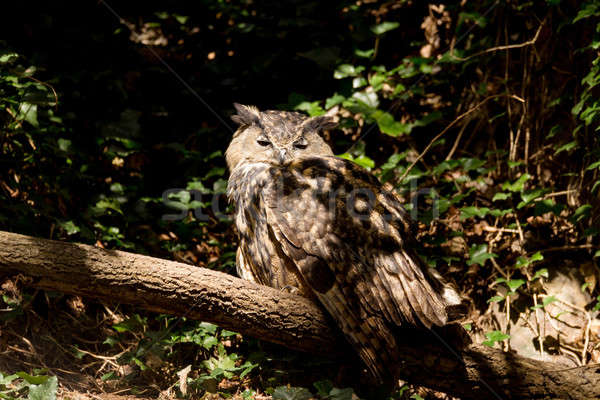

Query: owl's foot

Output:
[280, 285, 299, 295]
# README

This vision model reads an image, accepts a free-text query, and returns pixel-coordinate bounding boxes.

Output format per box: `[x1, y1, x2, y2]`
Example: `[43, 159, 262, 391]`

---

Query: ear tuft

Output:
[231, 103, 260, 126]
[303, 115, 338, 132]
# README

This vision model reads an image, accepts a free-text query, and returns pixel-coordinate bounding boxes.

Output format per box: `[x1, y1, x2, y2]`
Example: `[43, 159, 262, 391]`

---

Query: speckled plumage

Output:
[226, 104, 463, 382]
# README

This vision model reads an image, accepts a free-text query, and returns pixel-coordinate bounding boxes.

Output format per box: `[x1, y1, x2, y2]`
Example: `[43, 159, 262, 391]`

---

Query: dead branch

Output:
[0, 231, 598, 400]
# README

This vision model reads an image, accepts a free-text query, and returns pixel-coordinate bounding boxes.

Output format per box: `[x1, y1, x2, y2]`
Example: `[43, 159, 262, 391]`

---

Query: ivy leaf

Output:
[518, 188, 547, 208]
[532, 268, 549, 280]
[492, 192, 511, 201]
[18, 102, 39, 127]
[294, 101, 325, 116]
[334, 64, 365, 79]
[272, 386, 313, 400]
[487, 295, 505, 303]
[352, 89, 379, 109]
[370, 21, 400, 35]
[369, 73, 386, 91]
[0, 373, 19, 386]
[0, 52, 19, 63]
[329, 388, 354, 400]
[337, 153, 375, 170]
[460, 206, 490, 220]
[16, 372, 49, 385]
[372, 110, 410, 136]
[569, 204, 592, 223]
[574, 2, 600, 22]
[325, 93, 345, 109]
[28, 376, 58, 400]
[313, 381, 334, 397]
[586, 160, 600, 170]
[483, 330, 510, 347]
[467, 244, 497, 266]
[352, 76, 367, 88]
[202, 336, 218, 349]
[353, 155, 375, 169]
[507, 279, 526, 292]
[554, 140, 577, 155]
[355, 48, 375, 58]
[530, 252, 544, 262]
[502, 174, 530, 192]
[515, 251, 543, 268]
[58, 220, 80, 235]
[543, 295, 557, 307]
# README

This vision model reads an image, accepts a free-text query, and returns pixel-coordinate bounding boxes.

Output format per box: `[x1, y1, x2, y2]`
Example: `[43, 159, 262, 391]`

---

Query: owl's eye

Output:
[293, 139, 308, 150]
[256, 138, 271, 147]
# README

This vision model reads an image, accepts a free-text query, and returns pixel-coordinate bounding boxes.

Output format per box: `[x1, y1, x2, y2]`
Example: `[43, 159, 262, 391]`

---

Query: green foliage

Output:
[0, 371, 57, 400]
[3, 0, 600, 397]
[482, 331, 510, 347]
[467, 244, 497, 266]
[271, 382, 356, 400]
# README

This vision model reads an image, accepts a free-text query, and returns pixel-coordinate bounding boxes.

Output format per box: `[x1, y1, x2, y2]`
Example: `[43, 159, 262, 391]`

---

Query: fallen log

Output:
[0, 231, 598, 399]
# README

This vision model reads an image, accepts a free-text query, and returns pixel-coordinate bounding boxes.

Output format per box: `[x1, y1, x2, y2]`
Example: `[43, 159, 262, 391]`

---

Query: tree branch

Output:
[0, 231, 598, 399]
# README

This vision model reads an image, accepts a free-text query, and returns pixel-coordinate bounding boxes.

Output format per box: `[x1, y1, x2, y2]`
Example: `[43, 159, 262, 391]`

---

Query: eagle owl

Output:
[225, 103, 463, 382]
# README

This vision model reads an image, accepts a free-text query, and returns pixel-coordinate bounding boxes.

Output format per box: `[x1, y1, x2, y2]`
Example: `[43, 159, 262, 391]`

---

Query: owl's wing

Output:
[263, 156, 459, 380]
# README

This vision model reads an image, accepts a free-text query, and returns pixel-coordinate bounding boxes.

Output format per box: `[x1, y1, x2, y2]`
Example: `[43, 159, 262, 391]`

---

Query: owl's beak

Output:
[277, 148, 290, 164]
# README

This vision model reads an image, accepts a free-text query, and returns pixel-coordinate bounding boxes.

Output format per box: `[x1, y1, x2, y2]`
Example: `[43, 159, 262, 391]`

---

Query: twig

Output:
[536, 244, 596, 254]
[398, 94, 524, 183]
[445, 117, 470, 160]
[582, 314, 592, 365]
[483, 226, 520, 234]
[539, 293, 588, 315]
[533, 294, 544, 357]
[489, 258, 509, 280]
[24, 75, 59, 111]
[451, 21, 544, 61]
[514, 214, 525, 243]
[560, 345, 583, 367]
[543, 190, 577, 199]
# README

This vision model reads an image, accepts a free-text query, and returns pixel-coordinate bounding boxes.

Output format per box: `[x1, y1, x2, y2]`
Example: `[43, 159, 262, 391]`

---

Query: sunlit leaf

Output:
[370, 21, 400, 35]
[487, 295, 505, 303]
[372, 110, 410, 136]
[483, 330, 510, 347]
[532, 268, 549, 280]
[334, 64, 365, 79]
[507, 279, 525, 292]
[467, 244, 497, 266]
[18, 102, 38, 127]
[355, 48, 374, 58]
[460, 206, 490, 220]
[492, 192, 511, 201]
[325, 93, 345, 109]
[502, 174, 530, 192]
[28, 376, 57, 400]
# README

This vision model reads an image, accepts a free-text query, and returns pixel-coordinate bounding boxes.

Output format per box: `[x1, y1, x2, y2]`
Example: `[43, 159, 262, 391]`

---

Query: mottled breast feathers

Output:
[226, 103, 463, 382]
[227, 154, 463, 382]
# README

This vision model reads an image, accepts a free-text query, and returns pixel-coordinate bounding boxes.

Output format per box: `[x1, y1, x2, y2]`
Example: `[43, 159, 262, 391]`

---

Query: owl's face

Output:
[226, 103, 335, 171]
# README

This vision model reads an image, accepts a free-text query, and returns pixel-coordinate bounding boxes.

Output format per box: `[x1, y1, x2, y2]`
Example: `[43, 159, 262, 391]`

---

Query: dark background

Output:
[1, 1, 599, 398]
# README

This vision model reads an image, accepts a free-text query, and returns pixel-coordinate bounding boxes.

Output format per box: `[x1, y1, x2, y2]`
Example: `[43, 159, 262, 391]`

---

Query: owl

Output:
[225, 103, 463, 382]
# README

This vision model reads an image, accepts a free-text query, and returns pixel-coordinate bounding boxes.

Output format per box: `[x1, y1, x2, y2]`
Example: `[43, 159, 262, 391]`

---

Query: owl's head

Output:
[225, 103, 336, 171]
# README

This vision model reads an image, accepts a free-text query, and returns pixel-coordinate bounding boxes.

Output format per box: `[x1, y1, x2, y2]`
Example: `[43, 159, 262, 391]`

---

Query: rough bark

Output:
[0, 231, 598, 400]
